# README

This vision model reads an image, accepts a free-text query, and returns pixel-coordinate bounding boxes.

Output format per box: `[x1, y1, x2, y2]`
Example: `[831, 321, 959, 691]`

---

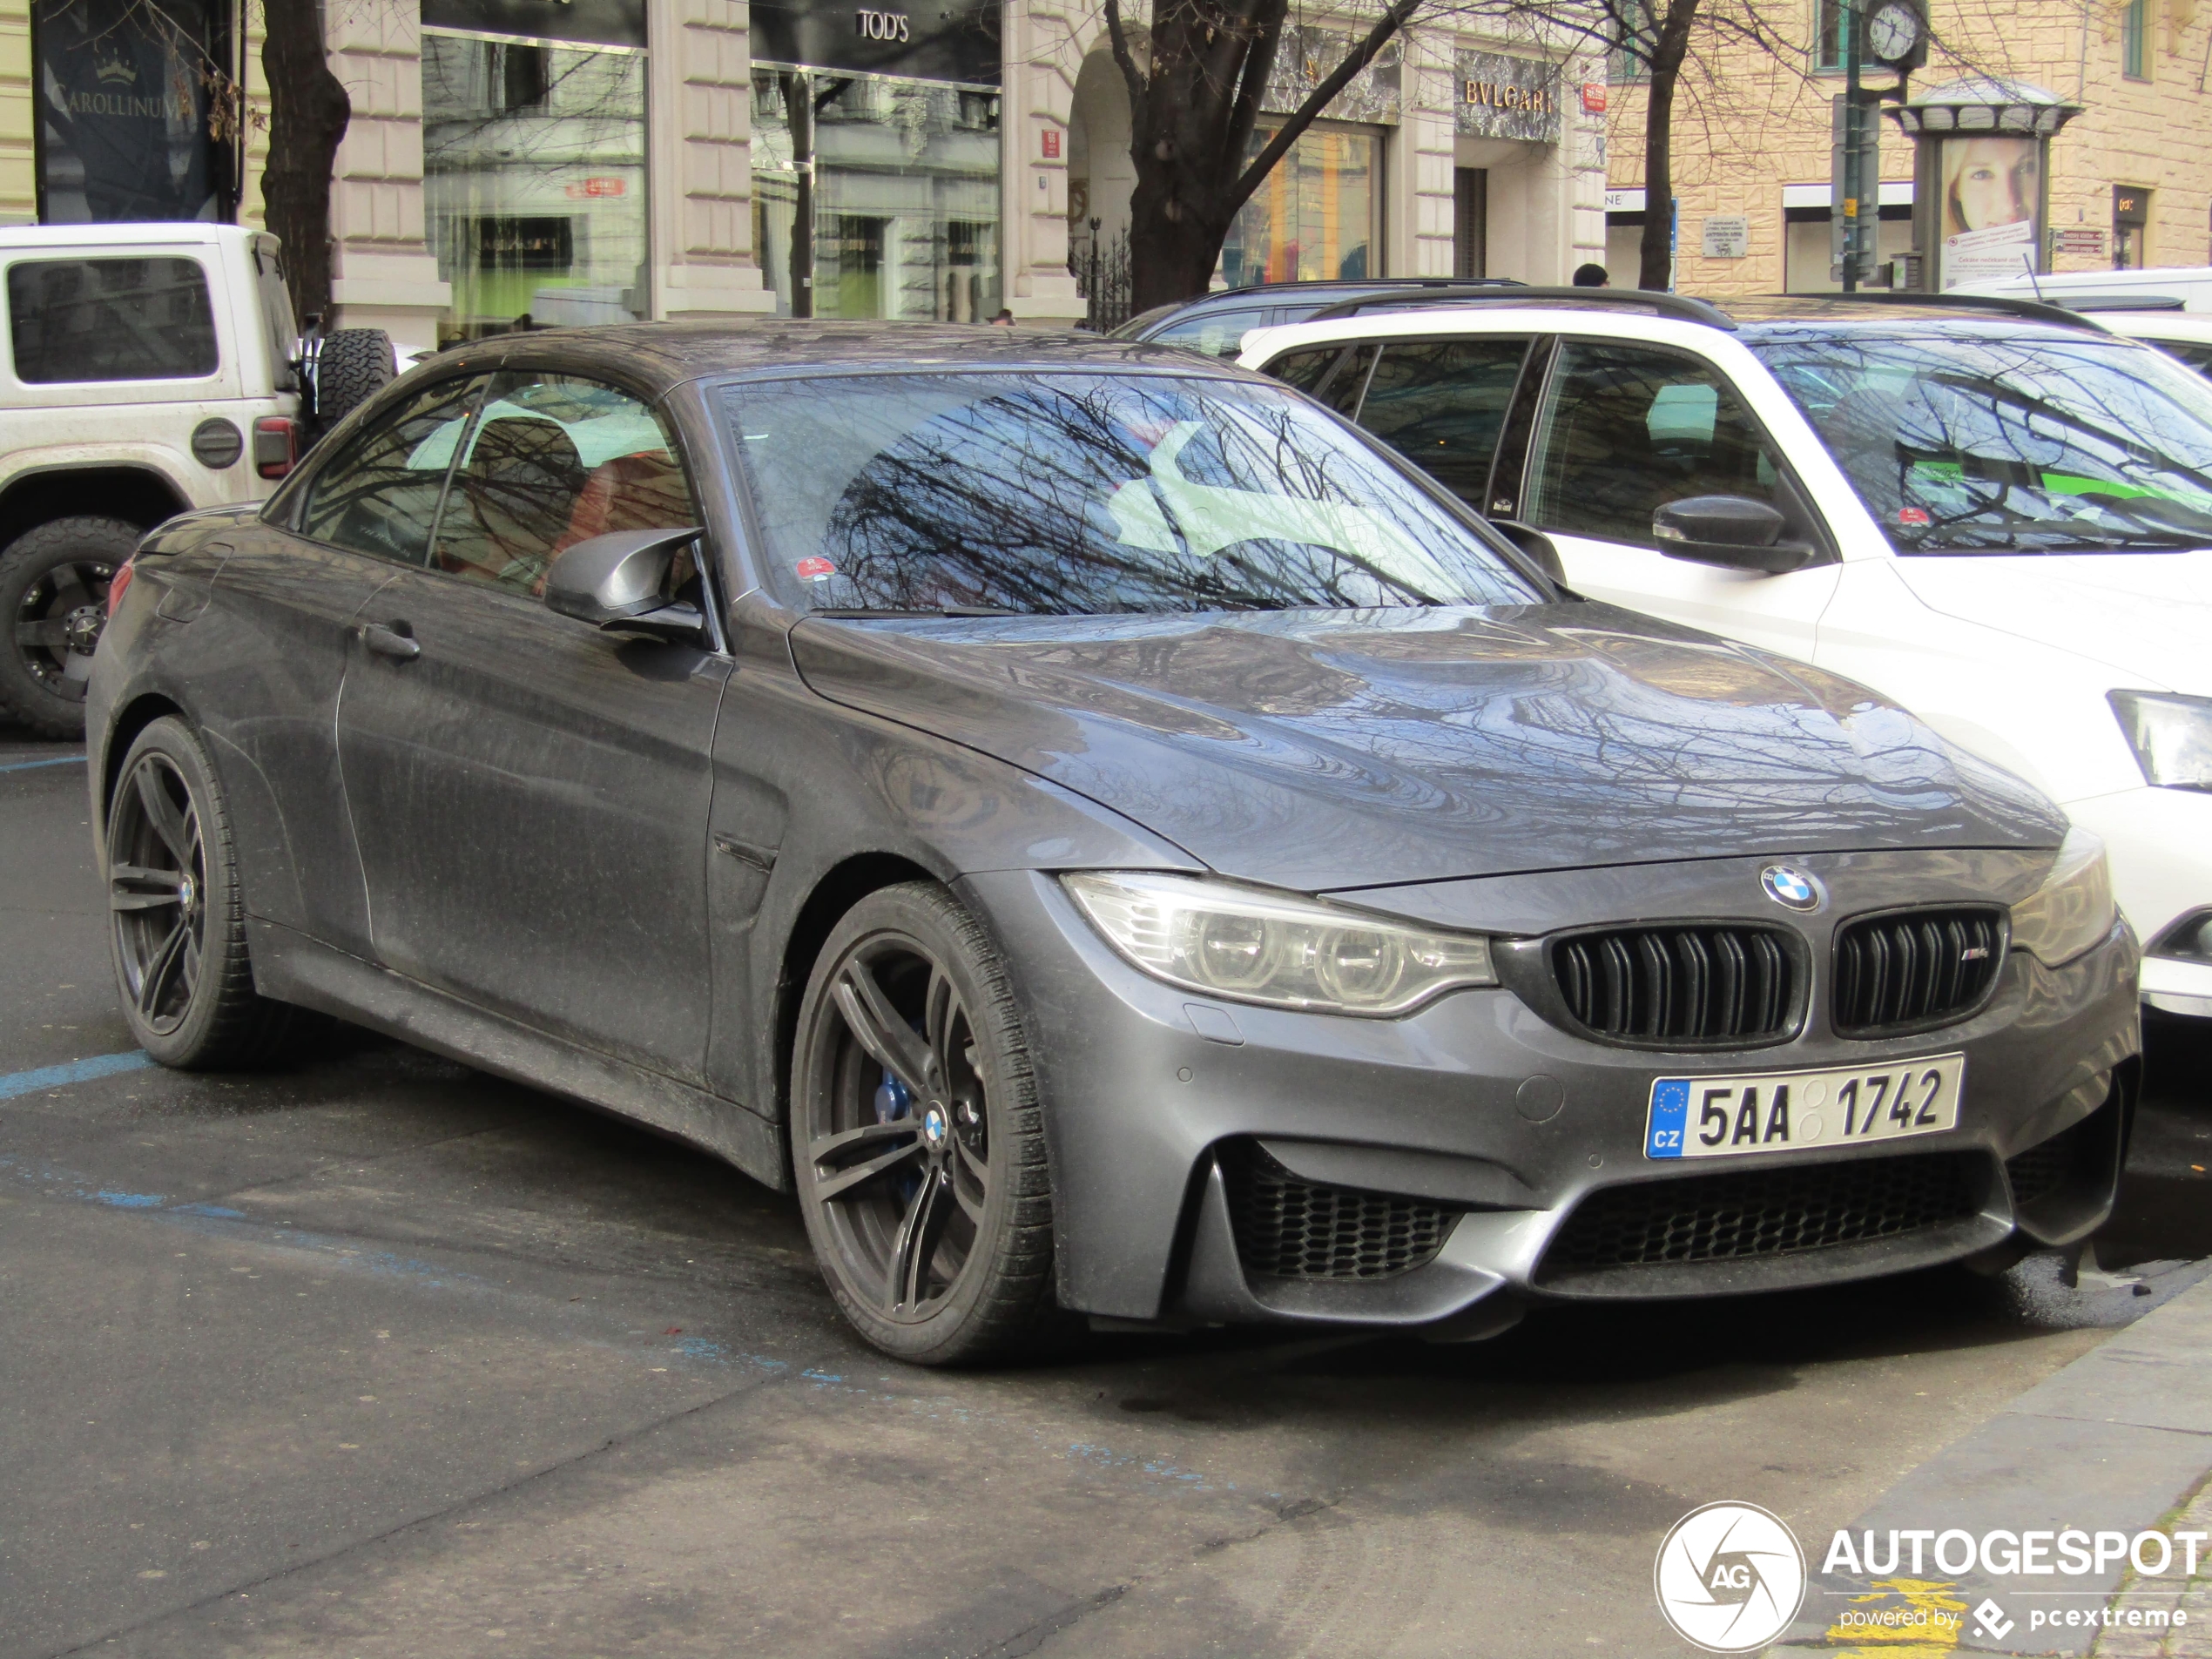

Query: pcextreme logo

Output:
[1655, 1502, 1808, 1653]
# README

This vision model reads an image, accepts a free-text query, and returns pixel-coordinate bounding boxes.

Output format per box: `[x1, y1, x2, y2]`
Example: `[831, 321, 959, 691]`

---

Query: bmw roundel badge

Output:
[1760, 865, 1824, 912]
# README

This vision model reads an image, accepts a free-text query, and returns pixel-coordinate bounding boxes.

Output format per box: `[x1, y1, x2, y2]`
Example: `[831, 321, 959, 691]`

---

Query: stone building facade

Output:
[1602, 0, 2212, 295]
[0, 0, 1608, 345]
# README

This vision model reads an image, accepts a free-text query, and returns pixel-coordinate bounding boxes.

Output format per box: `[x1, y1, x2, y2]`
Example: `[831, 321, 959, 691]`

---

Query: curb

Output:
[1770, 1266, 2212, 1656]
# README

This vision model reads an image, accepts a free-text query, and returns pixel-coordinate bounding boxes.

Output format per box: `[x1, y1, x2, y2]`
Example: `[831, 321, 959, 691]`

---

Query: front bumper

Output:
[961, 847, 2141, 1332]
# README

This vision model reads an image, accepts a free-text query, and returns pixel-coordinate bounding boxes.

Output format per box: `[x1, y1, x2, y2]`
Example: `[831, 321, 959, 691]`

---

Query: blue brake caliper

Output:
[874, 1065, 920, 1203]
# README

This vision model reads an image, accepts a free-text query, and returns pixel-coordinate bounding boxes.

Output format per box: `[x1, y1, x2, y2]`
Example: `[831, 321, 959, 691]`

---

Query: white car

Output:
[1238, 291, 2212, 1017]
[0, 223, 390, 736]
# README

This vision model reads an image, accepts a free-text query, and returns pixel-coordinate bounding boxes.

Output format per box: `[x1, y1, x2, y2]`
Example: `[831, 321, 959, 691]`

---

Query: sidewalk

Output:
[1770, 1264, 2212, 1657]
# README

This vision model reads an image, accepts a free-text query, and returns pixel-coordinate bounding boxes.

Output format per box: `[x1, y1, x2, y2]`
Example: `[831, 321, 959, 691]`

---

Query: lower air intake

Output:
[1222, 1144, 1458, 1281]
[1538, 1151, 1981, 1278]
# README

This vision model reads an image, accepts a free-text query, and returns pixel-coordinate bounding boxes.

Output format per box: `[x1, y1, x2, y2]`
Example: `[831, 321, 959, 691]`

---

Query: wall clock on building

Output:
[1865, 0, 1926, 68]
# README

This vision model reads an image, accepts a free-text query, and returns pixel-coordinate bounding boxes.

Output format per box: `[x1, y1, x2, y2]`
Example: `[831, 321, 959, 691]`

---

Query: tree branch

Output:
[1226, 0, 1424, 217]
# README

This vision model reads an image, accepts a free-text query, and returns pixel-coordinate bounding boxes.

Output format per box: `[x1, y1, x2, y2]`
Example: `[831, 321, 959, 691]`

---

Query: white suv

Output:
[0, 223, 389, 736]
[1239, 290, 2212, 1018]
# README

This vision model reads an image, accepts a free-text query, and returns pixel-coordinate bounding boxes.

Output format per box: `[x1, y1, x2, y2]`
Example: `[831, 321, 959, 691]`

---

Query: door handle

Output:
[362, 620, 420, 660]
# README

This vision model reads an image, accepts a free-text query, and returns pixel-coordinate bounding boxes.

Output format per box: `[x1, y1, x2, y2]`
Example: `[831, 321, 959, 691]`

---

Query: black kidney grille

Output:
[1834, 908, 2004, 1035]
[1539, 1151, 1980, 1278]
[1551, 926, 1795, 1045]
[1223, 1146, 1458, 1280]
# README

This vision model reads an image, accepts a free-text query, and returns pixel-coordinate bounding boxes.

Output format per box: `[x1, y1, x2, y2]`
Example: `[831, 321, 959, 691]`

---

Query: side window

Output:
[432, 372, 698, 595]
[1153, 307, 1269, 358]
[1315, 342, 1378, 417]
[300, 375, 485, 564]
[1356, 337, 1532, 503]
[1524, 341, 1789, 545]
[6, 258, 219, 383]
[1264, 346, 1341, 394]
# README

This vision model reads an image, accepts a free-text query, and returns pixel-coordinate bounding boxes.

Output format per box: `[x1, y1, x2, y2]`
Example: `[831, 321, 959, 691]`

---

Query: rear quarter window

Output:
[5, 257, 219, 383]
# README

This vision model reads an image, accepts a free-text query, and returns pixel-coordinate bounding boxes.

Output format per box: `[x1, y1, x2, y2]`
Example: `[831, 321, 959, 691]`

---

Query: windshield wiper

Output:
[809, 605, 1024, 619]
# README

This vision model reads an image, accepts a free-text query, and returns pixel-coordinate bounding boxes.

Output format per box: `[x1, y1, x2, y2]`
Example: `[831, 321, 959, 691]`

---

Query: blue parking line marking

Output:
[0, 753, 87, 774]
[0, 1050, 154, 1103]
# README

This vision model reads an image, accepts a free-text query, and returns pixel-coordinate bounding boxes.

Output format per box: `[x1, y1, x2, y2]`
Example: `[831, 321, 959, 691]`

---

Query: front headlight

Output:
[2009, 826, 2117, 968]
[2110, 691, 2212, 791]
[1062, 871, 1496, 1016]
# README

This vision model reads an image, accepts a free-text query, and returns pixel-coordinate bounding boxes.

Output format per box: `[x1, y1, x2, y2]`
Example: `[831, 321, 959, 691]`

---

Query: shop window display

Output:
[1221, 124, 1379, 287]
[422, 32, 650, 343]
[752, 71, 1002, 321]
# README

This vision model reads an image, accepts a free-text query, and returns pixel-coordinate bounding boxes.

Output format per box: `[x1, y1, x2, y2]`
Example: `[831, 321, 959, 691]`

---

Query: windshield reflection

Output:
[1753, 333, 2212, 553]
[725, 373, 1540, 613]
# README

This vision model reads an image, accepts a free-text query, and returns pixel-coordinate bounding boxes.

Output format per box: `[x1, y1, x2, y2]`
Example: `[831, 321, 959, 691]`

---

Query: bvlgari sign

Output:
[1455, 50, 1562, 143]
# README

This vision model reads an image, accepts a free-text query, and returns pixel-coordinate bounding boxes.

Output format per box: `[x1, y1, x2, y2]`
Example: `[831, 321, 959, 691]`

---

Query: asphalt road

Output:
[6, 724, 2210, 1659]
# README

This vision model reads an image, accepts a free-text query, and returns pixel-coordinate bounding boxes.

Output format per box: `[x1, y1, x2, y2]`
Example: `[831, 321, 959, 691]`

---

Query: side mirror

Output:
[1653, 496, 1817, 575]
[1487, 518, 1568, 586]
[544, 525, 708, 644]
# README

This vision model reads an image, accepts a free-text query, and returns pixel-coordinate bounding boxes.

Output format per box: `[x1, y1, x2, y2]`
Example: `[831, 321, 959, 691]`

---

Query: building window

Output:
[422, 31, 651, 342]
[31, 0, 233, 221]
[1813, 0, 1851, 71]
[1221, 122, 1381, 287]
[2114, 185, 2150, 268]
[752, 71, 1003, 322]
[1610, 0, 1649, 82]
[2122, 0, 2148, 79]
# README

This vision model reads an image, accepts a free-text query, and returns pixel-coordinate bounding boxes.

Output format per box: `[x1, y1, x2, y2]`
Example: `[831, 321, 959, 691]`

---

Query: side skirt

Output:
[249, 917, 788, 1191]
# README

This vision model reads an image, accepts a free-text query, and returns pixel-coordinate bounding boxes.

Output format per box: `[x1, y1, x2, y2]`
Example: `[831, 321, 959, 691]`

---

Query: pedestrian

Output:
[989, 308, 1015, 327]
[1572, 263, 1609, 287]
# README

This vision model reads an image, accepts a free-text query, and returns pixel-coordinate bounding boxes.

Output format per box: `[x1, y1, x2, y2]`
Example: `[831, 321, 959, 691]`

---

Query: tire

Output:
[0, 516, 139, 739]
[792, 882, 1062, 1365]
[312, 328, 394, 436]
[104, 716, 307, 1069]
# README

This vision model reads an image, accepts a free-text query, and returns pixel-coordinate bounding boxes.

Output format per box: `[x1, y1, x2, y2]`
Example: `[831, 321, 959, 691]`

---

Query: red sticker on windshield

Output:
[795, 556, 837, 580]
[1895, 507, 1931, 526]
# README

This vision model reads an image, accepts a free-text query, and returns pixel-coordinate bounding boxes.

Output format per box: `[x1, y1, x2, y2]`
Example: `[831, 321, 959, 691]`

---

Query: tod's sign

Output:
[752, 0, 999, 83]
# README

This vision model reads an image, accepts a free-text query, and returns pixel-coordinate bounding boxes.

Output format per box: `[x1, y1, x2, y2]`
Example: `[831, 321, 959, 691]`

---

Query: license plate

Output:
[1644, 1055, 1965, 1160]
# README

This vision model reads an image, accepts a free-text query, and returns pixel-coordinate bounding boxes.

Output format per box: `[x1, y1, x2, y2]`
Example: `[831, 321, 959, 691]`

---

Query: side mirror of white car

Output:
[1653, 495, 1818, 575]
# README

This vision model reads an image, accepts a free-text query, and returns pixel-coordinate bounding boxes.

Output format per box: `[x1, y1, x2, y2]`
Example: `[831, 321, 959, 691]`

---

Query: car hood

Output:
[1892, 551, 2212, 694]
[790, 604, 2064, 892]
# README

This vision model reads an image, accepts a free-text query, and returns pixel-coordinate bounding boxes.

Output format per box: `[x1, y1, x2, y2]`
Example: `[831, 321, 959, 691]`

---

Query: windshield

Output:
[1751, 333, 2212, 553]
[724, 373, 1542, 614]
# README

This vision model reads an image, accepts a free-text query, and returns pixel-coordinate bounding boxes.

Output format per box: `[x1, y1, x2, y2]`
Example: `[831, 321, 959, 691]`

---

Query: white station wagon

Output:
[1240, 290, 2212, 1019]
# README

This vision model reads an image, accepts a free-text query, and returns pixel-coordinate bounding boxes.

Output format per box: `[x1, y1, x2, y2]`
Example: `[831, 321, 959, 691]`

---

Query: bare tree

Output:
[1103, 0, 1427, 311]
[261, 0, 351, 327]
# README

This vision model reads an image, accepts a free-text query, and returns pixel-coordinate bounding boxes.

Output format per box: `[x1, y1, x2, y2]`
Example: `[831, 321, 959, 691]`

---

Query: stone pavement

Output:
[1770, 1264, 2212, 1657]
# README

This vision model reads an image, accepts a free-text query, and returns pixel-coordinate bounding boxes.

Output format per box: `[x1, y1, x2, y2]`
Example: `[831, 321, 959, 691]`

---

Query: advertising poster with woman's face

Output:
[1939, 135, 2041, 287]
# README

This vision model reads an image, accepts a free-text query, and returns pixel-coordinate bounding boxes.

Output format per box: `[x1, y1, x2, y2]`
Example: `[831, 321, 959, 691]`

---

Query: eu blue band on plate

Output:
[1647, 1077, 1689, 1159]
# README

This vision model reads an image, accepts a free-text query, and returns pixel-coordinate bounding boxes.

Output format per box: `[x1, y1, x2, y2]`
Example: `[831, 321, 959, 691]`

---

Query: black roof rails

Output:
[1305, 285, 1738, 330]
[1755, 291, 2110, 333]
[2053, 293, 2188, 313]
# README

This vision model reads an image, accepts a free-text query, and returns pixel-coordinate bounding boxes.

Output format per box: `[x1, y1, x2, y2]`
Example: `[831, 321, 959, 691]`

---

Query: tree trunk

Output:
[1127, 147, 1230, 314]
[260, 0, 352, 330]
[1636, 1, 1698, 291]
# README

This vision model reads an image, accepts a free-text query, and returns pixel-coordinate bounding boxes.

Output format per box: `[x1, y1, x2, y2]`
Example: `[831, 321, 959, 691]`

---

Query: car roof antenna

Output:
[2022, 251, 2047, 304]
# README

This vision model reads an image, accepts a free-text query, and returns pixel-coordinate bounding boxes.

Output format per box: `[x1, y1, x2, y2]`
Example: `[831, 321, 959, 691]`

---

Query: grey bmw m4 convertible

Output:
[90, 324, 2139, 1364]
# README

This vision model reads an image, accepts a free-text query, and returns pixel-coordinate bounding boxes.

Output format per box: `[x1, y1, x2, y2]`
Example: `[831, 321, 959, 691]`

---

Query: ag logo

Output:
[1759, 864, 1824, 912]
[1654, 1501, 1806, 1653]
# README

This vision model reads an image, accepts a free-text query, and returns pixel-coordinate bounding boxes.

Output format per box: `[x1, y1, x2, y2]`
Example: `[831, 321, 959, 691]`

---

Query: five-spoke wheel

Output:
[792, 883, 1059, 1364]
[103, 717, 306, 1067]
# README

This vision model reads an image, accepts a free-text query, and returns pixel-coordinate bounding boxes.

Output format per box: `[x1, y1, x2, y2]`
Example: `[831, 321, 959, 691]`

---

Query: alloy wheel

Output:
[108, 752, 207, 1035]
[804, 935, 994, 1323]
[13, 557, 113, 705]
